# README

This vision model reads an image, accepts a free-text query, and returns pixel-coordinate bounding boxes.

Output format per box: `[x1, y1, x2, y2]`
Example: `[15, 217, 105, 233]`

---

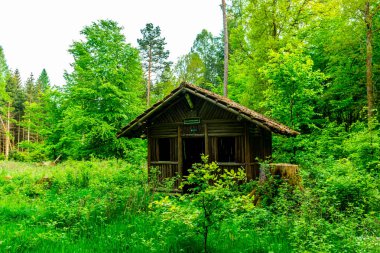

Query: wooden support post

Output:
[147, 127, 151, 180]
[178, 125, 183, 179]
[204, 123, 209, 157]
[244, 122, 252, 180]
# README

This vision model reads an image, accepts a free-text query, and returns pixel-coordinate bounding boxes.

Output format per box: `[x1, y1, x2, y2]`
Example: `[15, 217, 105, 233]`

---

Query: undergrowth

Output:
[0, 158, 379, 252]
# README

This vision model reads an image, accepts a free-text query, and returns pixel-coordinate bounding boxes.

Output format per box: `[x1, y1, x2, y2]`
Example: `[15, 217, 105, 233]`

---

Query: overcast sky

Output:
[0, 0, 223, 86]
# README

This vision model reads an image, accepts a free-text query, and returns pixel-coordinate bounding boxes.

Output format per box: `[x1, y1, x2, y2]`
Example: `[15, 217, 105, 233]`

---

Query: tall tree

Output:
[6, 69, 25, 147]
[137, 23, 170, 106]
[175, 53, 206, 86]
[303, 0, 380, 125]
[228, 0, 316, 108]
[191, 29, 224, 87]
[152, 63, 176, 103]
[24, 73, 36, 144]
[261, 45, 325, 162]
[36, 69, 50, 95]
[63, 20, 144, 159]
[221, 0, 229, 97]
[25, 73, 36, 103]
[0, 46, 11, 160]
[363, 0, 380, 120]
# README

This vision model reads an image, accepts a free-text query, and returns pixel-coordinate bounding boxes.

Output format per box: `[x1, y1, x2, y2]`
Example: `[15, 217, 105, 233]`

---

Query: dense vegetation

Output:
[0, 157, 379, 252]
[1, 0, 380, 252]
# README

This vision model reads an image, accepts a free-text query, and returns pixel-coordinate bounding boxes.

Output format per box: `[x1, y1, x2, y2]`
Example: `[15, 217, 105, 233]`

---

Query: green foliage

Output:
[175, 52, 207, 86]
[137, 23, 171, 105]
[261, 44, 325, 131]
[36, 69, 50, 94]
[153, 156, 254, 252]
[151, 64, 177, 104]
[174, 30, 223, 92]
[6, 69, 25, 117]
[137, 23, 170, 79]
[1, 158, 379, 252]
[0, 160, 152, 252]
[190, 29, 223, 88]
[343, 120, 380, 172]
[0, 46, 9, 85]
[62, 20, 144, 159]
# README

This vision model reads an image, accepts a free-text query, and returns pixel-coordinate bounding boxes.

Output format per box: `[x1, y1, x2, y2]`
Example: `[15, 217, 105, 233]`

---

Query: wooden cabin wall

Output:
[246, 124, 273, 179]
[149, 132, 180, 188]
[146, 93, 273, 188]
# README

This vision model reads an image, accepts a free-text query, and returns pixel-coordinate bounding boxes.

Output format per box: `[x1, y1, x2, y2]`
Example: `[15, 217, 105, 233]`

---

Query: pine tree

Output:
[23, 73, 36, 145]
[137, 23, 170, 106]
[25, 73, 36, 103]
[0, 46, 11, 160]
[36, 69, 50, 96]
[6, 69, 26, 148]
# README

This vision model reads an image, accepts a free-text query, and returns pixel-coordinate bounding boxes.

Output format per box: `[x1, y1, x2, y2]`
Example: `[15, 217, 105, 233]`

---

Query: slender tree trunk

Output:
[0, 104, 11, 160]
[365, 1, 375, 120]
[17, 113, 20, 150]
[147, 48, 152, 107]
[0, 119, 5, 159]
[27, 118, 30, 146]
[5, 102, 11, 160]
[222, 0, 229, 97]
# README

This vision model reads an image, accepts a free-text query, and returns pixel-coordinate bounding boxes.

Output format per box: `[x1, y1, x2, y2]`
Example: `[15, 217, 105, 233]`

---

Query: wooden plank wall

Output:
[146, 93, 274, 187]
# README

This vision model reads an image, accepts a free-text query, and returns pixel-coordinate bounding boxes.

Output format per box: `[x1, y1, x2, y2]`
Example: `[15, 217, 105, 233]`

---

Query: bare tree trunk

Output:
[5, 102, 11, 160]
[27, 117, 30, 149]
[147, 48, 152, 107]
[222, 0, 229, 98]
[365, 1, 375, 120]
[17, 113, 20, 150]
[0, 103, 11, 160]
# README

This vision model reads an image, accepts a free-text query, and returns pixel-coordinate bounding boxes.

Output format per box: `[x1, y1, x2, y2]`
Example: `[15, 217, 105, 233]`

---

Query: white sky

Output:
[0, 0, 223, 86]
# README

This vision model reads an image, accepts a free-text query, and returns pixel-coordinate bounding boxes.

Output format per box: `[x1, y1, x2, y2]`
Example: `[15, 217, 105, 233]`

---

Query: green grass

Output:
[0, 160, 378, 252]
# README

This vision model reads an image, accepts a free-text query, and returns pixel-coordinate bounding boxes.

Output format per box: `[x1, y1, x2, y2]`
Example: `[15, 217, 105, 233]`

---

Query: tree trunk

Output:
[0, 103, 11, 160]
[222, 0, 229, 98]
[147, 48, 152, 107]
[27, 118, 30, 145]
[17, 113, 20, 150]
[5, 102, 11, 160]
[365, 1, 375, 120]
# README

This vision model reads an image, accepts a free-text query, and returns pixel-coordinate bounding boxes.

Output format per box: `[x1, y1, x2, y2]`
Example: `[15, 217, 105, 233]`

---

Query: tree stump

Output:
[250, 163, 302, 206]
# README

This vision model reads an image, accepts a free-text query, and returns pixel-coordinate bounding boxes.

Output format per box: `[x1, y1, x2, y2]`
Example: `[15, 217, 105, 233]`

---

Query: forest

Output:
[0, 0, 380, 252]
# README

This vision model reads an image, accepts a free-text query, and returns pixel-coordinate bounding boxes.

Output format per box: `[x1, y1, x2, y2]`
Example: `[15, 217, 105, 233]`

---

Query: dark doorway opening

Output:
[182, 137, 205, 193]
[217, 137, 235, 162]
[183, 138, 205, 176]
[158, 138, 171, 161]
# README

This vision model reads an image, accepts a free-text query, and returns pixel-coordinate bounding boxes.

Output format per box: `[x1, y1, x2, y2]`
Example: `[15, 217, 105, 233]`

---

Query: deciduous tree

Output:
[63, 20, 144, 159]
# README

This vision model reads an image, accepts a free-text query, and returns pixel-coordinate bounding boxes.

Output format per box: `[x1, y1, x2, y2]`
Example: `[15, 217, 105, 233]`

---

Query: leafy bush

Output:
[152, 156, 254, 252]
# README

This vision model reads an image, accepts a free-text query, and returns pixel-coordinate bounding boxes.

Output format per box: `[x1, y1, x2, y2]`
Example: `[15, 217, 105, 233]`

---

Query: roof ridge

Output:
[117, 82, 299, 138]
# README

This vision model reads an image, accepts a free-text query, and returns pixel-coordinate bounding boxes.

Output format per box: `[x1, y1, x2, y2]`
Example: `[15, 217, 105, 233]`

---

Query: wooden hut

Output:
[118, 83, 299, 189]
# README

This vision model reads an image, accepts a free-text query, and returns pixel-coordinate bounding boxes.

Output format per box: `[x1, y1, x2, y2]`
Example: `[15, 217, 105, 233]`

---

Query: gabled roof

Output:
[117, 82, 299, 138]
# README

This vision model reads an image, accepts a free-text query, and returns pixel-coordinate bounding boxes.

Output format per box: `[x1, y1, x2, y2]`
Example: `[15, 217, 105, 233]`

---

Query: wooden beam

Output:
[204, 123, 209, 156]
[244, 122, 252, 180]
[184, 88, 272, 133]
[147, 128, 151, 181]
[178, 125, 183, 179]
[117, 88, 184, 138]
[151, 161, 179, 165]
